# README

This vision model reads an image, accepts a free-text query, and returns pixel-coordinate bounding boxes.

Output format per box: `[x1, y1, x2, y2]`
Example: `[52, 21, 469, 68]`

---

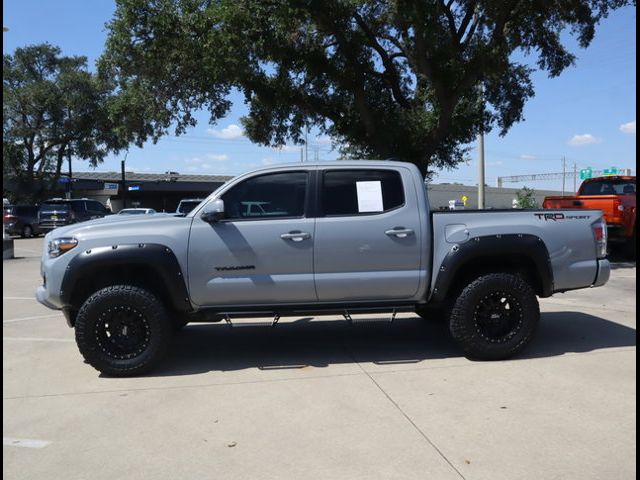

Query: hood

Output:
[45, 213, 185, 240]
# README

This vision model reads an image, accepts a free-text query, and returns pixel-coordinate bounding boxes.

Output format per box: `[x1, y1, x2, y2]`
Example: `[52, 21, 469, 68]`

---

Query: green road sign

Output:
[580, 168, 592, 180]
[602, 167, 618, 176]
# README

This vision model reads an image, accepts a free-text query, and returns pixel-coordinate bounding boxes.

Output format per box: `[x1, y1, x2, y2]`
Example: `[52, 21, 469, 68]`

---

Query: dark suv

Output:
[3, 205, 42, 237]
[38, 198, 110, 232]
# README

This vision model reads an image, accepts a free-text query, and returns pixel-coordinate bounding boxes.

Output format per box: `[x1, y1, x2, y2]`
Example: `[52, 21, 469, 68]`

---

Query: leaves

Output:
[99, 0, 631, 177]
[3, 44, 125, 200]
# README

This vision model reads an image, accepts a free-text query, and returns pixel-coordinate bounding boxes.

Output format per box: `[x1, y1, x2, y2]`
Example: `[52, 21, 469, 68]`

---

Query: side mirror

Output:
[201, 199, 225, 223]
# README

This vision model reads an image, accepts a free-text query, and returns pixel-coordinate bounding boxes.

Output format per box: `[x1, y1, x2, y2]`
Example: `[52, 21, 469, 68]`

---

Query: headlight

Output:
[48, 238, 78, 258]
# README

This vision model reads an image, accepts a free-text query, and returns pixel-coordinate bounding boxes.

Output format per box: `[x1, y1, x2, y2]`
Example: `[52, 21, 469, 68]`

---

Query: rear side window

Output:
[71, 201, 86, 214]
[222, 172, 308, 220]
[321, 170, 405, 216]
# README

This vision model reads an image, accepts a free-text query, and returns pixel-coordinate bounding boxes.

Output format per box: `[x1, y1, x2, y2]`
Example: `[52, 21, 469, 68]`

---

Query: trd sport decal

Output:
[534, 213, 591, 221]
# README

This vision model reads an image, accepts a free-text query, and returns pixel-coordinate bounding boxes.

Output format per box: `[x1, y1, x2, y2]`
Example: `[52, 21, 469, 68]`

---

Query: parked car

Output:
[3, 205, 42, 238]
[38, 198, 111, 232]
[36, 161, 610, 376]
[543, 176, 636, 258]
[176, 198, 205, 215]
[118, 208, 157, 215]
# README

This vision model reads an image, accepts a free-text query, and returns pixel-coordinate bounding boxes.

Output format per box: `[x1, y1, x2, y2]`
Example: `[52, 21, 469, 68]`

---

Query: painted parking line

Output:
[3, 438, 50, 449]
[3, 337, 74, 343]
[3, 313, 62, 324]
[3, 297, 36, 300]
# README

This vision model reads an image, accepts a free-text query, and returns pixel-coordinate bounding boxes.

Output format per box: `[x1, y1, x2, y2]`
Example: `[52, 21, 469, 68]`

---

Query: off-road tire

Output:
[449, 273, 539, 360]
[75, 285, 172, 376]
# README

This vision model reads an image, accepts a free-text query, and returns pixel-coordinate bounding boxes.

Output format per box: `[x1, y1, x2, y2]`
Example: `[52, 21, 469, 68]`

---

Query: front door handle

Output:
[280, 231, 311, 242]
[385, 227, 414, 239]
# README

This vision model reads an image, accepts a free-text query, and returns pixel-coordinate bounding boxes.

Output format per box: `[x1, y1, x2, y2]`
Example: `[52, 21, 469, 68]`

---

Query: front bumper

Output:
[593, 259, 611, 288]
[35, 285, 60, 310]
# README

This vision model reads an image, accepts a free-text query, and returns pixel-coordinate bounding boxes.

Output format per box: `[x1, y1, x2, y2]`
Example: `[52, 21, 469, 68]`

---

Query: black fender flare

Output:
[60, 243, 191, 313]
[429, 234, 554, 303]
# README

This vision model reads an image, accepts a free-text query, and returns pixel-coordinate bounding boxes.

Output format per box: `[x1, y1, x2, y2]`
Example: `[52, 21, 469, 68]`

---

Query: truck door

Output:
[314, 168, 422, 301]
[187, 170, 317, 306]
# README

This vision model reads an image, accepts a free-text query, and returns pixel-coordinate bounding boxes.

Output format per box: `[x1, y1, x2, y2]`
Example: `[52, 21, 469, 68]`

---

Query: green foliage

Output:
[100, 0, 630, 176]
[3, 44, 125, 200]
[515, 186, 538, 209]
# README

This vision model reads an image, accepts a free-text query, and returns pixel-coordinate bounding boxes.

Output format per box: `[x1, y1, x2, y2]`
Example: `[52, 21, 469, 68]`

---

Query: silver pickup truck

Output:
[36, 161, 610, 376]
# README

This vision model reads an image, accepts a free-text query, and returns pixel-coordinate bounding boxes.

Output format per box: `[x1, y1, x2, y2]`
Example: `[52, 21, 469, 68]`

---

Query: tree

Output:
[3, 44, 125, 200]
[514, 186, 538, 209]
[100, 0, 631, 176]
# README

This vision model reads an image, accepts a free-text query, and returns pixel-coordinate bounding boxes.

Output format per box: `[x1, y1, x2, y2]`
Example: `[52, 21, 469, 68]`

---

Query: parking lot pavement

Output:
[3, 237, 636, 480]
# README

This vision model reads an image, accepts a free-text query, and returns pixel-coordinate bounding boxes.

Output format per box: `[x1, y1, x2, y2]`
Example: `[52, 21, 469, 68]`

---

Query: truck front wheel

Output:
[449, 273, 539, 360]
[75, 285, 173, 376]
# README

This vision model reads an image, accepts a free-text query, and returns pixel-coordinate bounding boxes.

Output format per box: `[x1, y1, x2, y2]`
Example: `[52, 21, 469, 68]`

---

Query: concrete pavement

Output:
[3, 237, 636, 480]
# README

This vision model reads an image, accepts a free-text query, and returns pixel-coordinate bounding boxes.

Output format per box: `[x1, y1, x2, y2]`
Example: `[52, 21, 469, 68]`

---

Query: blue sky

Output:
[3, 1, 636, 192]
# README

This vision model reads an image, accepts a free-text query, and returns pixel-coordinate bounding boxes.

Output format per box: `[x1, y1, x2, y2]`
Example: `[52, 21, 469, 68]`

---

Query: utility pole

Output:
[300, 147, 304, 163]
[66, 148, 73, 199]
[477, 83, 485, 209]
[478, 132, 485, 209]
[304, 128, 309, 163]
[561, 157, 566, 196]
[121, 152, 128, 209]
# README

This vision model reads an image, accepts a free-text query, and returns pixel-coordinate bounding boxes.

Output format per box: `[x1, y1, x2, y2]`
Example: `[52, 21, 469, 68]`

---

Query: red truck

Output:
[543, 176, 636, 259]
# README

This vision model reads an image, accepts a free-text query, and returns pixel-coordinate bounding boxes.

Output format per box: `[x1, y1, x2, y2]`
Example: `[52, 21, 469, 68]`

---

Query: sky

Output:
[3, 1, 636, 192]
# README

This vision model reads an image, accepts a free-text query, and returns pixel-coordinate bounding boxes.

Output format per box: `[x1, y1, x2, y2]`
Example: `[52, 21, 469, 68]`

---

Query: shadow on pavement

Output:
[150, 311, 636, 377]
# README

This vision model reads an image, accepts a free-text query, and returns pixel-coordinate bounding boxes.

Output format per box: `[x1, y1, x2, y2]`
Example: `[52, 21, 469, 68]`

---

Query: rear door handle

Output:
[280, 231, 311, 242]
[385, 227, 414, 238]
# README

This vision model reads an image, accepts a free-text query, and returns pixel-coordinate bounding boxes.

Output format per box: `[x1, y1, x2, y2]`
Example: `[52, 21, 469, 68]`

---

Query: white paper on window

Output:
[356, 181, 383, 212]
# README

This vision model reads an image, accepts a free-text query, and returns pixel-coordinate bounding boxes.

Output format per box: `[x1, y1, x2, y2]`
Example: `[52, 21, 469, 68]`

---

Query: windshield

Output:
[581, 179, 636, 195]
[40, 202, 71, 212]
[119, 209, 147, 215]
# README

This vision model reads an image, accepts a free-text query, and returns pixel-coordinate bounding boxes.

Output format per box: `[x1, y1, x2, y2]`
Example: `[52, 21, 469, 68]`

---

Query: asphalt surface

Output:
[3, 237, 636, 480]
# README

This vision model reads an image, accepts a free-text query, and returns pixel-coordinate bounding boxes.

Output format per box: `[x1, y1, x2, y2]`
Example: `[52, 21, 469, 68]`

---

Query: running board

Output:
[221, 309, 402, 328]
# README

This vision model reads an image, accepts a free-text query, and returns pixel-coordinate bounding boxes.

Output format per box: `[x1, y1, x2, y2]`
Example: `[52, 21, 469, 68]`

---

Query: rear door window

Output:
[320, 170, 405, 216]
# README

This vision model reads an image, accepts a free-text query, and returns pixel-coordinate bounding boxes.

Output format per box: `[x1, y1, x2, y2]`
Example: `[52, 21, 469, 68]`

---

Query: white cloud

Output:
[567, 134, 603, 147]
[184, 157, 212, 171]
[206, 154, 229, 161]
[620, 121, 636, 134]
[261, 157, 277, 165]
[487, 161, 503, 167]
[520, 154, 537, 160]
[207, 124, 245, 140]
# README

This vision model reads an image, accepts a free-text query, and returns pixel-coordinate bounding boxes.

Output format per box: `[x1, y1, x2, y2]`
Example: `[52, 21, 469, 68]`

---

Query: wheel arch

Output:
[60, 244, 192, 326]
[429, 234, 554, 304]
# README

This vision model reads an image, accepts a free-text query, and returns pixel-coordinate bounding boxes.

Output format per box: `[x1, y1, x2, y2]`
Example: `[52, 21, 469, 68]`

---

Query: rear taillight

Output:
[592, 218, 608, 259]
[3, 214, 17, 222]
[615, 198, 623, 212]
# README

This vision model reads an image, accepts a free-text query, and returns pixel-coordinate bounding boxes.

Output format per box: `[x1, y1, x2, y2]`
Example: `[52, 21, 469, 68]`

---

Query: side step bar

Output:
[221, 309, 402, 328]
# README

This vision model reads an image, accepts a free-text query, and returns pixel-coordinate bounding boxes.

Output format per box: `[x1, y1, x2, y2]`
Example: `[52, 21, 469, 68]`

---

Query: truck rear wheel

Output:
[449, 273, 539, 360]
[75, 285, 172, 376]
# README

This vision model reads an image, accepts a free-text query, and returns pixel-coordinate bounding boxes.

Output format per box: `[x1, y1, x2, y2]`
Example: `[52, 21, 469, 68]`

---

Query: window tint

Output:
[581, 179, 636, 195]
[222, 172, 308, 220]
[321, 170, 404, 216]
[71, 201, 86, 214]
[40, 202, 71, 213]
[88, 201, 106, 213]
